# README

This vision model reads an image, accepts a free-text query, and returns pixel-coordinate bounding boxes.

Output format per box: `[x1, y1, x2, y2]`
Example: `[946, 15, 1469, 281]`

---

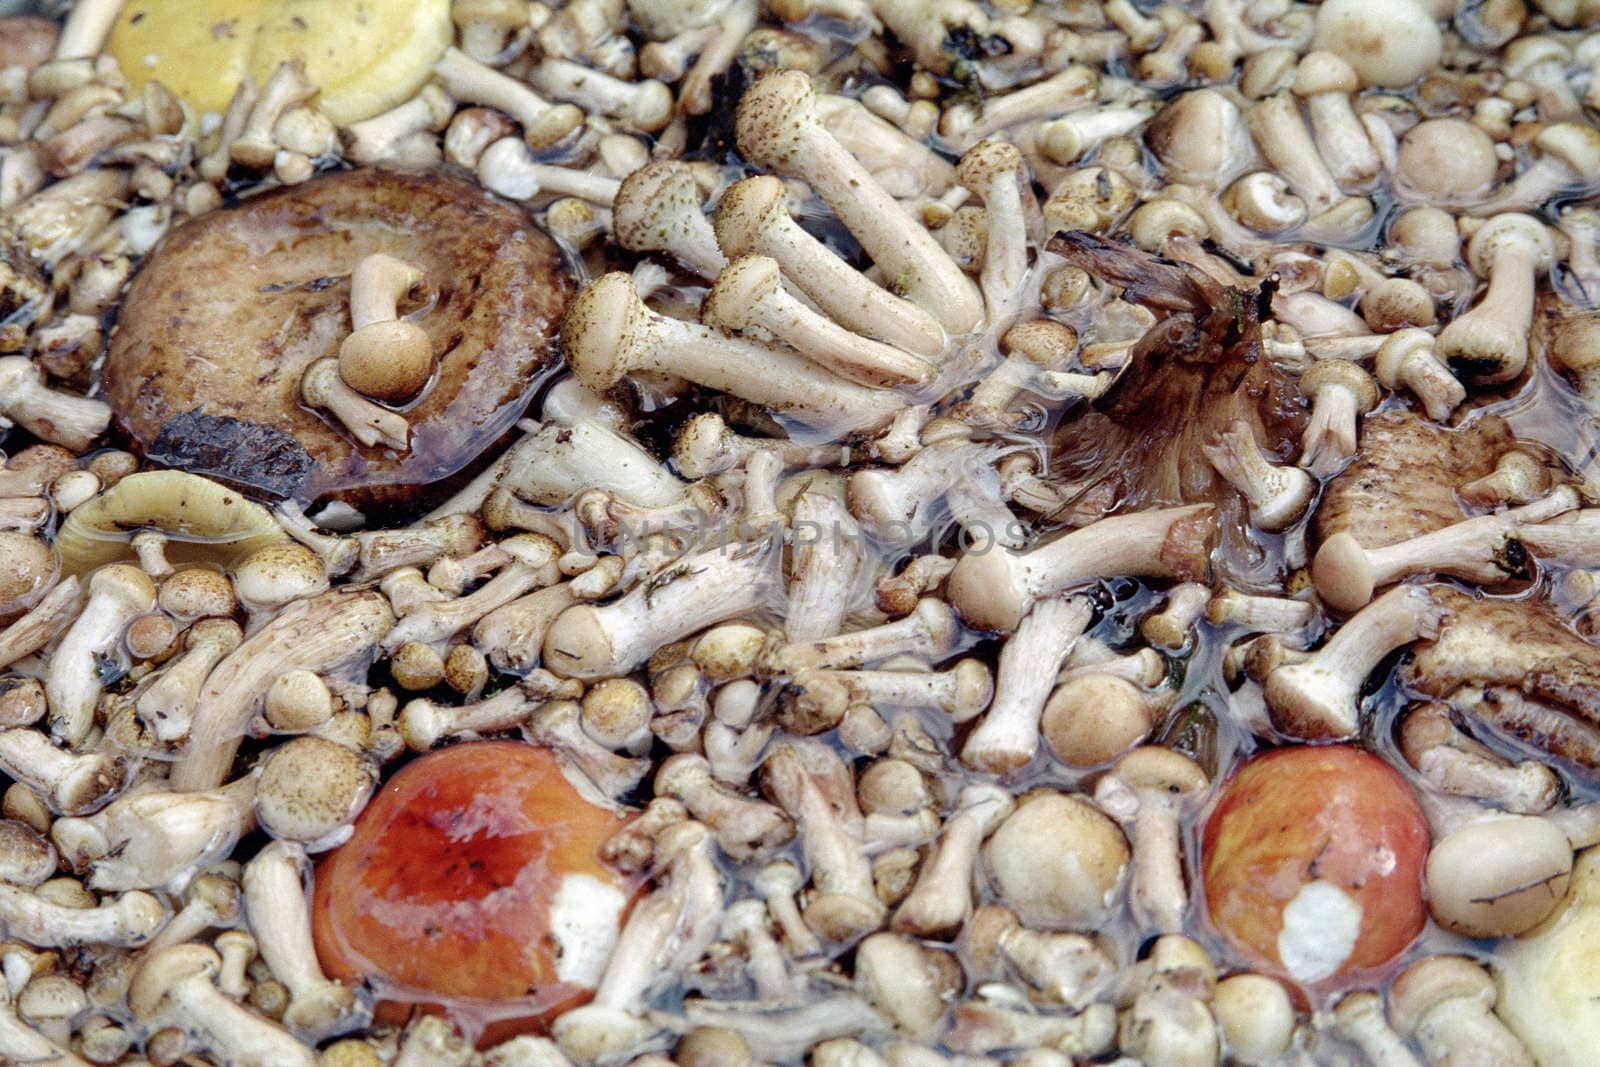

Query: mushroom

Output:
[892, 784, 1013, 939]
[384, 533, 561, 650]
[1093, 747, 1208, 934]
[1297, 359, 1379, 478]
[764, 597, 959, 673]
[1424, 814, 1574, 938]
[1041, 673, 1159, 768]
[955, 140, 1029, 323]
[655, 753, 795, 861]
[1331, 991, 1418, 1067]
[0, 727, 120, 817]
[1436, 213, 1555, 385]
[254, 737, 376, 850]
[0, 578, 83, 675]
[1374, 328, 1465, 422]
[563, 272, 904, 436]
[1474, 122, 1600, 216]
[854, 932, 963, 1038]
[1388, 955, 1534, 1067]
[735, 70, 981, 333]
[961, 596, 1092, 773]
[1398, 702, 1559, 813]
[242, 840, 366, 1041]
[1211, 973, 1298, 1066]
[0, 357, 109, 452]
[129, 944, 316, 1067]
[45, 563, 155, 747]
[0, 882, 165, 948]
[1311, 0, 1441, 88]
[335, 253, 432, 404]
[714, 176, 945, 357]
[982, 791, 1130, 931]
[133, 619, 244, 743]
[1264, 584, 1446, 739]
[528, 56, 672, 133]
[946, 504, 1216, 633]
[1202, 420, 1313, 532]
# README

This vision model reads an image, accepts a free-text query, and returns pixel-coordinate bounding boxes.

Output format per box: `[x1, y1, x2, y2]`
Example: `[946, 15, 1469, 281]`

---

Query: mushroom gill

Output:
[1042, 232, 1307, 585]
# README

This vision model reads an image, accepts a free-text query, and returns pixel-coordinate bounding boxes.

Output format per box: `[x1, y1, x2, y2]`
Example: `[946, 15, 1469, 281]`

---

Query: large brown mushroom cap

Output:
[102, 167, 572, 511]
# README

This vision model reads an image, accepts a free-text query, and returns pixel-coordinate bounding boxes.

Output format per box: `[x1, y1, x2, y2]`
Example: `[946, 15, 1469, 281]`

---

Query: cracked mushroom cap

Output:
[101, 168, 572, 513]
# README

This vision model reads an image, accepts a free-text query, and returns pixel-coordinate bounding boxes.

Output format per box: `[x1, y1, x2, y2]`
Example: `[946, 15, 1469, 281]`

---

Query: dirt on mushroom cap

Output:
[100, 167, 573, 513]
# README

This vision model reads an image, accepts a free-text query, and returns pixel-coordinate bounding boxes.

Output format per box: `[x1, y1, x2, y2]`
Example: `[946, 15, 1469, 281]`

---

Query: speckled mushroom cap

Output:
[101, 167, 572, 512]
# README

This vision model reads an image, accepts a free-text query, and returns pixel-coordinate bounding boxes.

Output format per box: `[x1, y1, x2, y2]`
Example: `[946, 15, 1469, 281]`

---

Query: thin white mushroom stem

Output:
[784, 490, 863, 643]
[892, 784, 1014, 938]
[765, 596, 959, 672]
[0, 725, 119, 816]
[529, 57, 673, 133]
[723, 900, 801, 1002]
[735, 70, 981, 332]
[1332, 991, 1422, 1067]
[397, 687, 536, 752]
[432, 47, 583, 148]
[543, 543, 774, 679]
[846, 438, 1004, 542]
[0, 576, 81, 673]
[385, 534, 561, 650]
[674, 412, 848, 481]
[714, 175, 945, 357]
[242, 840, 364, 1041]
[940, 66, 1099, 150]
[957, 140, 1028, 323]
[499, 416, 689, 509]
[1293, 51, 1381, 191]
[760, 738, 883, 941]
[1203, 420, 1313, 532]
[1205, 587, 1315, 633]
[962, 595, 1093, 773]
[1398, 702, 1559, 814]
[656, 754, 794, 862]
[1437, 213, 1556, 385]
[477, 137, 623, 205]
[1519, 509, 1600, 568]
[47, 563, 156, 747]
[1472, 121, 1600, 215]
[564, 273, 905, 436]
[703, 256, 933, 389]
[678, 0, 759, 116]
[345, 84, 454, 165]
[0, 357, 111, 452]
[0, 883, 164, 947]
[1374, 328, 1465, 423]
[1245, 93, 1344, 214]
[1093, 748, 1208, 934]
[301, 359, 408, 450]
[1311, 487, 1577, 613]
[1263, 584, 1447, 740]
[796, 659, 994, 723]
[1298, 359, 1379, 477]
[553, 821, 722, 1064]
[1035, 105, 1153, 166]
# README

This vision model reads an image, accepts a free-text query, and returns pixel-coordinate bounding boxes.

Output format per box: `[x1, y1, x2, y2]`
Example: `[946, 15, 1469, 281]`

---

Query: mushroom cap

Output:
[1310, 531, 1376, 614]
[1496, 844, 1600, 1064]
[1293, 51, 1361, 96]
[233, 543, 329, 613]
[128, 943, 222, 1021]
[690, 624, 769, 681]
[1143, 89, 1250, 186]
[1503, 34, 1574, 76]
[1534, 121, 1600, 182]
[1426, 815, 1572, 938]
[945, 546, 1031, 633]
[1224, 172, 1308, 235]
[713, 176, 790, 261]
[1299, 359, 1381, 413]
[1212, 973, 1296, 1061]
[1373, 327, 1437, 388]
[1002, 319, 1078, 368]
[337, 320, 434, 403]
[561, 273, 649, 392]
[702, 256, 782, 333]
[1466, 213, 1556, 277]
[542, 603, 619, 678]
[1387, 955, 1496, 1037]
[1106, 745, 1208, 798]
[102, 168, 571, 511]
[1312, 0, 1443, 88]
[735, 69, 818, 172]
[1041, 674, 1153, 767]
[0, 532, 56, 622]
[613, 161, 708, 255]
[957, 140, 1023, 196]
[256, 737, 377, 845]
[1396, 119, 1499, 204]
[88, 563, 158, 612]
[158, 568, 238, 622]
[982, 791, 1130, 930]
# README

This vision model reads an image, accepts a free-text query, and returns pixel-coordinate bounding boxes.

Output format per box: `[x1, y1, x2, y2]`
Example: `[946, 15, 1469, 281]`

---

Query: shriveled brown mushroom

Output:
[101, 167, 572, 511]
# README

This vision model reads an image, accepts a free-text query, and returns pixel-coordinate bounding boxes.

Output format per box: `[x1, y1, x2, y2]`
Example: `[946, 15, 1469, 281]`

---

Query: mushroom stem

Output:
[961, 595, 1092, 773]
[1203, 420, 1313, 532]
[1093, 748, 1208, 934]
[795, 660, 994, 724]
[172, 591, 393, 791]
[945, 999, 1117, 1057]
[1205, 587, 1315, 633]
[0, 576, 82, 673]
[940, 66, 1099, 150]
[1246, 93, 1344, 214]
[957, 141, 1029, 324]
[736, 71, 981, 332]
[0, 883, 164, 947]
[703, 256, 932, 389]
[478, 137, 623, 204]
[46, 563, 155, 747]
[1263, 584, 1446, 740]
[1437, 214, 1555, 385]
[385, 535, 561, 650]
[1399, 703, 1558, 815]
[1332, 991, 1422, 1067]
[946, 504, 1216, 633]
[892, 784, 1014, 938]
[529, 57, 673, 133]
[242, 840, 365, 1042]
[785, 490, 864, 643]
[715, 176, 946, 358]
[301, 359, 409, 450]
[1311, 487, 1577, 613]
[0, 979, 87, 1067]
[0, 357, 110, 452]
[1390, 955, 1534, 1067]
[1472, 122, 1600, 215]
[765, 597, 958, 672]
[1374, 328, 1465, 422]
[53, 0, 124, 60]
[543, 543, 774, 679]
[564, 273, 904, 435]
[432, 47, 582, 148]
[656, 753, 795, 861]
[130, 945, 316, 1067]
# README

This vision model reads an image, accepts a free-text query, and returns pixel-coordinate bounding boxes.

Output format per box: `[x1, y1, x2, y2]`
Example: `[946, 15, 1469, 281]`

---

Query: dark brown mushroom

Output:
[101, 167, 572, 512]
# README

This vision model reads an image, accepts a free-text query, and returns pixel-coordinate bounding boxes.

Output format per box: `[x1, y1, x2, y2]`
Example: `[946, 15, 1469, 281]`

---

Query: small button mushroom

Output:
[1395, 119, 1500, 207]
[255, 737, 377, 850]
[982, 791, 1130, 931]
[1203, 420, 1313, 532]
[1389, 954, 1534, 1066]
[1425, 814, 1573, 938]
[1374, 328, 1465, 423]
[313, 742, 636, 1032]
[337, 253, 433, 403]
[233, 543, 329, 617]
[1312, 0, 1442, 88]
[1202, 745, 1429, 987]
[46, 563, 157, 747]
[1094, 747, 1209, 934]
[129, 944, 316, 1067]
[389, 641, 445, 691]
[1212, 973, 1298, 1065]
[1041, 673, 1156, 768]
[0, 532, 55, 622]
[1297, 359, 1380, 478]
